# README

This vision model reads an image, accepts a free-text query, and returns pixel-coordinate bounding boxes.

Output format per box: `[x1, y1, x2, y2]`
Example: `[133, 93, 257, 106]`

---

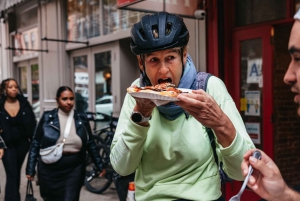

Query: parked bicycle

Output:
[84, 112, 119, 194]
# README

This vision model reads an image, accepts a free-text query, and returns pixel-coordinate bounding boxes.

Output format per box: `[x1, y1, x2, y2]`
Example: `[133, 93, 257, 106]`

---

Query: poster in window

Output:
[245, 122, 261, 144]
[245, 91, 260, 116]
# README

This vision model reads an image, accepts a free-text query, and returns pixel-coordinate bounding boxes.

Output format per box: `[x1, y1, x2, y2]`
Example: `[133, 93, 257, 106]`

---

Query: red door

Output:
[224, 25, 274, 201]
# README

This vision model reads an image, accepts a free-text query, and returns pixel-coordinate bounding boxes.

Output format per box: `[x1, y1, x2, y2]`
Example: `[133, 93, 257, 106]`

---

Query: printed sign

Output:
[246, 58, 263, 87]
[245, 122, 261, 144]
[240, 98, 247, 111]
[245, 91, 260, 116]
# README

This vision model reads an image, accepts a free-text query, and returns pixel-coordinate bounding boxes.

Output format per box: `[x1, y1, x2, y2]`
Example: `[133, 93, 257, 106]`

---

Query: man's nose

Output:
[283, 62, 296, 85]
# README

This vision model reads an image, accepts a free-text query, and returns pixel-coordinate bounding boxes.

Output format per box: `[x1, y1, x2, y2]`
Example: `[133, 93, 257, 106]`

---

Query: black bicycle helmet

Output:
[130, 12, 189, 55]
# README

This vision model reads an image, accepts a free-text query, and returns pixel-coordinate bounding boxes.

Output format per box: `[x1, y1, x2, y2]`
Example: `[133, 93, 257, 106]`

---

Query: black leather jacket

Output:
[26, 108, 102, 176]
[0, 94, 36, 146]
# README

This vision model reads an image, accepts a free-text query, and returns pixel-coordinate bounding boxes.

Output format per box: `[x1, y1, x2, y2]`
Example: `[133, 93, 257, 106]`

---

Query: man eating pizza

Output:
[110, 12, 255, 201]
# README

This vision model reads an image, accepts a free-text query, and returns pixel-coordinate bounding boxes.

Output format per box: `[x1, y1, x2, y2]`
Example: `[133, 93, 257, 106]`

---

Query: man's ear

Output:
[137, 56, 145, 71]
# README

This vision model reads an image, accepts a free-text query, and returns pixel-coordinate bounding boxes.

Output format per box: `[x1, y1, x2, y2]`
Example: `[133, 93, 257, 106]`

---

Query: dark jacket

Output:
[0, 94, 37, 146]
[26, 108, 102, 176]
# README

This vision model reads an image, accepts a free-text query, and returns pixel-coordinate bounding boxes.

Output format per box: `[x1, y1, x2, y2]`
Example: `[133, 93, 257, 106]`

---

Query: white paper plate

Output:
[128, 88, 193, 101]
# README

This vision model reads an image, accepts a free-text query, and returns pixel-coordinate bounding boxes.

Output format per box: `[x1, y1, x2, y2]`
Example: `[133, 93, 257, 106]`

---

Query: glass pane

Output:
[31, 64, 40, 120]
[296, 0, 300, 13]
[19, 67, 28, 97]
[240, 39, 263, 149]
[16, 7, 38, 30]
[120, 10, 146, 31]
[67, 0, 100, 40]
[103, 0, 118, 35]
[94, 51, 112, 120]
[13, 28, 38, 57]
[235, 0, 286, 26]
[74, 55, 89, 112]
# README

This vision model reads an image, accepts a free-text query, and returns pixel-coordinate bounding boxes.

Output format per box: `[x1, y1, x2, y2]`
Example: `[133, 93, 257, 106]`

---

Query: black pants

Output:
[2, 139, 30, 201]
[38, 152, 85, 201]
[114, 173, 135, 201]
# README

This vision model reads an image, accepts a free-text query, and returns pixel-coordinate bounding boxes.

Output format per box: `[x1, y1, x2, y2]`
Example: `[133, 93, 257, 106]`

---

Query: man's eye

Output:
[70, 98, 74, 100]
[62, 98, 68, 101]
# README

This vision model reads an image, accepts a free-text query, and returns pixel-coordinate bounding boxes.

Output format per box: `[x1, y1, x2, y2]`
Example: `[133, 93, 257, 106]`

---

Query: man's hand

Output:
[241, 149, 300, 201]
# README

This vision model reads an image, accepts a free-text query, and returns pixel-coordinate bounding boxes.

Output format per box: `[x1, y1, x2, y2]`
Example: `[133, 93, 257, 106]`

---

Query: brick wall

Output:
[273, 23, 300, 186]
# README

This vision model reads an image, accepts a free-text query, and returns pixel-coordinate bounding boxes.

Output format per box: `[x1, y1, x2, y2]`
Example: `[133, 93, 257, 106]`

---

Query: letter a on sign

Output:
[246, 58, 263, 85]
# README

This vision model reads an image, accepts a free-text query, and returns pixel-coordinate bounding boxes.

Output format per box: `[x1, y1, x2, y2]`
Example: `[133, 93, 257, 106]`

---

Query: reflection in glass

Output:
[235, 0, 286, 26]
[296, 0, 300, 13]
[19, 67, 28, 97]
[94, 51, 112, 120]
[74, 55, 89, 113]
[67, 0, 100, 40]
[240, 39, 263, 148]
[31, 64, 39, 120]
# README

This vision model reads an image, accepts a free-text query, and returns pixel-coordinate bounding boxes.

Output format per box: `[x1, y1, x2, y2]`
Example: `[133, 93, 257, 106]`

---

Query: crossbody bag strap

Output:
[63, 109, 74, 141]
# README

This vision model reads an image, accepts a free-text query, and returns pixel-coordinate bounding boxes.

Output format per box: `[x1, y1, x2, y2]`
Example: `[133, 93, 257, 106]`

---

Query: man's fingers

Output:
[249, 155, 275, 178]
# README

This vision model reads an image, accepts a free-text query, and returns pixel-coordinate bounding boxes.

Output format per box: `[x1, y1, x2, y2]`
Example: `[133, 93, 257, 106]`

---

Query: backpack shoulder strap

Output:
[196, 72, 212, 91]
[196, 72, 233, 184]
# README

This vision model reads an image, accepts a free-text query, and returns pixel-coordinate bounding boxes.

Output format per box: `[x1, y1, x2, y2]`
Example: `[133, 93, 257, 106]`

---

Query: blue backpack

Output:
[196, 72, 233, 185]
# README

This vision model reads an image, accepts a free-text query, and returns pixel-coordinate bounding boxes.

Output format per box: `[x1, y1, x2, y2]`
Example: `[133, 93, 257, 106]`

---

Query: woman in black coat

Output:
[0, 78, 37, 201]
[26, 86, 103, 201]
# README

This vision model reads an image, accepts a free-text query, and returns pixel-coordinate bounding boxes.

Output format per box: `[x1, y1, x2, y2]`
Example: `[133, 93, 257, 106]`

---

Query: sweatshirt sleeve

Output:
[206, 76, 255, 181]
[110, 79, 150, 176]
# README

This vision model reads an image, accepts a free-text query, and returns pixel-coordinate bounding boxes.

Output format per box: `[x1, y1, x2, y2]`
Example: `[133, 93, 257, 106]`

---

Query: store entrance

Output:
[225, 26, 274, 201]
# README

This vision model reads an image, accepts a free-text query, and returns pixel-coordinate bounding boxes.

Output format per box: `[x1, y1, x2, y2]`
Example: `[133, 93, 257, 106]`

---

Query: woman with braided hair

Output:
[0, 78, 36, 201]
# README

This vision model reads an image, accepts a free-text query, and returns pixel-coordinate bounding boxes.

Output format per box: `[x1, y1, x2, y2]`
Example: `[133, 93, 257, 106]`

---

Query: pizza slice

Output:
[127, 83, 182, 98]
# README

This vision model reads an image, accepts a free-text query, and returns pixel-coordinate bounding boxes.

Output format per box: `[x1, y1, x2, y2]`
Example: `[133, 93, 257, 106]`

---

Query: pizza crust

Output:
[127, 84, 181, 98]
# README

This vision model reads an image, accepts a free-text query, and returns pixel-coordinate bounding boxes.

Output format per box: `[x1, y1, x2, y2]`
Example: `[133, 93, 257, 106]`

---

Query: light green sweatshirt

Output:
[110, 76, 255, 201]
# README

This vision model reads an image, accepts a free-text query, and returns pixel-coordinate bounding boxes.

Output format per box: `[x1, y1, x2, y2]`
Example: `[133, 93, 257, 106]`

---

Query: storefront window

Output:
[15, 7, 37, 31]
[74, 56, 89, 112]
[94, 51, 112, 120]
[13, 27, 39, 57]
[103, 1, 145, 35]
[240, 39, 263, 148]
[235, 0, 286, 26]
[67, 0, 100, 40]
[31, 64, 39, 120]
[103, 0, 118, 35]
[19, 67, 28, 96]
[296, 0, 300, 13]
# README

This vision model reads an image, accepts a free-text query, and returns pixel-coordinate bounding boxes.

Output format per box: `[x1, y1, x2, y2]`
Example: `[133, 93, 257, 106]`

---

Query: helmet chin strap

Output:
[180, 47, 185, 79]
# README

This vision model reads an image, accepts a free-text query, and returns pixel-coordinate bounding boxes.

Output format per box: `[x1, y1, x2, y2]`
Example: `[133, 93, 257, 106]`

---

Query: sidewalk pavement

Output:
[0, 155, 119, 201]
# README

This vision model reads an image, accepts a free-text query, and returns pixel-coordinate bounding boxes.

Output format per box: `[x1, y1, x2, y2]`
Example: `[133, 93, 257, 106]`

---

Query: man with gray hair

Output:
[241, 9, 300, 201]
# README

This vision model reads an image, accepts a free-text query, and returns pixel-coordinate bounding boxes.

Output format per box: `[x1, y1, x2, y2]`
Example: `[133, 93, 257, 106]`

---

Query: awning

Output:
[117, 0, 201, 19]
[0, 0, 28, 12]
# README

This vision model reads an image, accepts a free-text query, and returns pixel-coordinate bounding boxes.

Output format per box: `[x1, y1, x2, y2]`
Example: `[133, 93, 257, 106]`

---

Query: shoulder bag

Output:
[25, 180, 36, 201]
[39, 110, 74, 164]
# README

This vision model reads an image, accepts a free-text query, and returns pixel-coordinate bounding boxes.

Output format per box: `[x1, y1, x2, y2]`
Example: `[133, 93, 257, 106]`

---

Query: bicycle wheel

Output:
[84, 144, 113, 194]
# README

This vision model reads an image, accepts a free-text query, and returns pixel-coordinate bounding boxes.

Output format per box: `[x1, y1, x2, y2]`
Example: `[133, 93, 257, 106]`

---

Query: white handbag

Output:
[39, 110, 74, 164]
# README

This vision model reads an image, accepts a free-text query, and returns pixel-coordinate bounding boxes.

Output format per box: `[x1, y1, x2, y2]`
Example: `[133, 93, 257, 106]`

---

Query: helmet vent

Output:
[152, 25, 159, 38]
[166, 22, 172, 35]
[139, 28, 146, 39]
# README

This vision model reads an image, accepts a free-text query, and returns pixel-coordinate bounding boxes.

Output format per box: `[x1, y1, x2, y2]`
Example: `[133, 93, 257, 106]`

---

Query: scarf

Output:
[139, 54, 197, 120]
